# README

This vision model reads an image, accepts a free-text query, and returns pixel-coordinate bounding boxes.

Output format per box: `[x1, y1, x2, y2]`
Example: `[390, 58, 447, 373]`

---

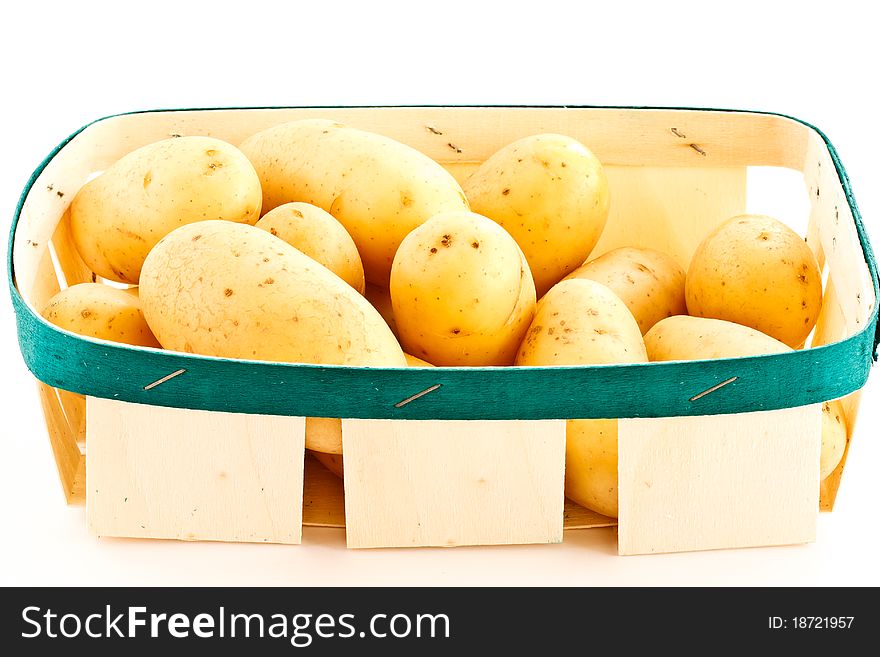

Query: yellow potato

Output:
[41, 283, 160, 348]
[139, 220, 405, 367]
[256, 202, 365, 294]
[515, 279, 646, 366]
[564, 247, 686, 334]
[516, 279, 647, 518]
[646, 315, 846, 480]
[391, 211, 536, 366]
[240, 119, 469, 286]
[71, 136, 261, 284]
[306, 353, 433, 457]
[820, 400, 847, 480]
[686, 214, 823, 348]
[463, 134, 610, 296]
[564, 419, 619, 519]
[305, 418, 349, 456]
[645, 316, 789, 361]
[364, 282, 397, 337]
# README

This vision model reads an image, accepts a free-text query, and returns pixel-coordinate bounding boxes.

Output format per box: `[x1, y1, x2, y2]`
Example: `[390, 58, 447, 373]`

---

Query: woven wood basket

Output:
[9, 106, 878, 554]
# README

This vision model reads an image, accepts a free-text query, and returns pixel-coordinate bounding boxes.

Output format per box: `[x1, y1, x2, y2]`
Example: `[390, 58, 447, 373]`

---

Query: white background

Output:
[1, 0, 878, 586]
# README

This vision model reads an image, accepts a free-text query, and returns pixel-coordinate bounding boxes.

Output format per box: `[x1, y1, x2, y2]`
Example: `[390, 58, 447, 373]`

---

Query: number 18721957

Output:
[769, 617, 854, 630]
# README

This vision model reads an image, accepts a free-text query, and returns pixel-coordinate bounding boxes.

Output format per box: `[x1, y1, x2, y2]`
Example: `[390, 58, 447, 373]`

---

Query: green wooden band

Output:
[8, 106, 880, 420]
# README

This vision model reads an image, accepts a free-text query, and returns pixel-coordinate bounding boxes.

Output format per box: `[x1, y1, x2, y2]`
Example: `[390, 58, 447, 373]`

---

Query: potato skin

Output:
[515, 279, 646, 366]
[644, 316, 789, 361]
[41, 283, 160, 348]
[686, 214, 823, 348]
[820, 400, 847, 480]
[306, 353, 433, 456]
[646, 315, 845, 480]
[463, 134, 610, 297]
[240, 119, 469, 286]
[305, 418, 348, 455]
[565, 247, 686, 334]
[139, 220, 406, 367]
[564, 419, 619, 518]
[256, 202, 365, 294]
[71, 136, 261, 284]
[391, 211, 536, 366]
[516, 279, 647, 518]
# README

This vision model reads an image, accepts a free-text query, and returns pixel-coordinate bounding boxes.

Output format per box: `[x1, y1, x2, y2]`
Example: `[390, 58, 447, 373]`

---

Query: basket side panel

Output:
[342, 419, 565, 548]
[27, 247, 60, 313]
[805, 129, 874, 336]
[302, 441, 616, 532]
[812, 279, 861, 510]
[86, 398, 306, 544]
[35, 107, 809, 171]
[805, 130, 874, 508]
[56, 389, 86, 452]
[618, 405, 821, 555]
[36, 382, 85, 503]
[51, 210, 95, 287]
[592, 166, 745, 268]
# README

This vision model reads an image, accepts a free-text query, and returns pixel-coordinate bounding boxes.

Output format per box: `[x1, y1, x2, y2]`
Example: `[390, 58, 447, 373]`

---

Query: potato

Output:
[463, 134, 610, 296]
[820, 400, 847, 480]
[646, 315, 846, 480]
[41, 283, 160, 348]
[139, 220, 406, 367]
[686, 214, 823, 348]
[391, 211, 536, 366]
[256, 202, 365, 294]
[516, 279, 647, 518]
[644, 315, 789, 361]
[240, 119, 469, 286]
[364, 283, 397, 337]
[306, 353, 433, 457]
[564, 419, 619, 519]
[564, 247, 686, 334]
[305, 418, 349, 456]
[71, 136, 261, 284]
[515, 279, 646, 366]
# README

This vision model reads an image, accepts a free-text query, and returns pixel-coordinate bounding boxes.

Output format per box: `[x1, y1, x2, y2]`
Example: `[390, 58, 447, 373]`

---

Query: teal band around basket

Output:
[8, 106, 880, 420]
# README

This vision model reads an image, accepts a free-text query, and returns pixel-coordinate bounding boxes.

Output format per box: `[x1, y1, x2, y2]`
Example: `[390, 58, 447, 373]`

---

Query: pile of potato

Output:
[41, 119, 847, 518]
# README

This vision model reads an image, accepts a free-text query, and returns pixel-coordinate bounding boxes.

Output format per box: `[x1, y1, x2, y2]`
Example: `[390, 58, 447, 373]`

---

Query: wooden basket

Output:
[9, 106, 878, 554]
